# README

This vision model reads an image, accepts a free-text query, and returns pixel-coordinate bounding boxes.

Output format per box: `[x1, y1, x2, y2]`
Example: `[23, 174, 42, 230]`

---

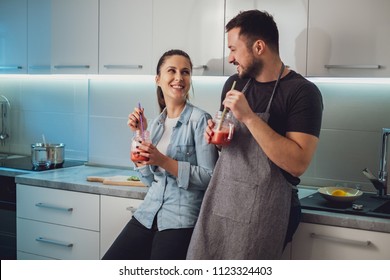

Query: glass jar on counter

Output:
[210, 110, 235, 146]
[130, 130, 151, 162]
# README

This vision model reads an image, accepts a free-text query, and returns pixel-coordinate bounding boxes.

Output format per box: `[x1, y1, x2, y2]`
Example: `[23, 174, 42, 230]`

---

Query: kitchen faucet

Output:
[378, 128, 390, 196]
[363, 128, 390, 197]
[0, 95, 10, 145]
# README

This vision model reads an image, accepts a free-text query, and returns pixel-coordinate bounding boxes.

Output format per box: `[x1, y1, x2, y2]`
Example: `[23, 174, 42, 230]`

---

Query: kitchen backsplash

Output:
[88, 75, 227, 167]
[1, 75, 390, 192]
[0, 76, 88, 159]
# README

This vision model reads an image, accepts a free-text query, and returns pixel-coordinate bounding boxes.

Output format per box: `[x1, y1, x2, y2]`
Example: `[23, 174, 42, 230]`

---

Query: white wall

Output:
[0, 76, 88, 159]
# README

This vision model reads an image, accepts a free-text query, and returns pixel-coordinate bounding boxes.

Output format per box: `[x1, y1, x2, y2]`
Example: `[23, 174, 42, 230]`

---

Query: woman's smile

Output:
[156, 55, 192, 101]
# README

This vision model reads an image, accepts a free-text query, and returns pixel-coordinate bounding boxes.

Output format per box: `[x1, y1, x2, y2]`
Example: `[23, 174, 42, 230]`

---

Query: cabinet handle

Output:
[126, 206, 137, 214]
[193, 65, 208, 70]
[35, 202, 73, 212]
[0, 66, 23, 70]
[103, 64, 143, 69]
[310, 233, 371, 247]
[324, 64, 381, 69]
[54, 65, 90, 69]
[29, 65, 51, 70]
[36, 237, 73, 248]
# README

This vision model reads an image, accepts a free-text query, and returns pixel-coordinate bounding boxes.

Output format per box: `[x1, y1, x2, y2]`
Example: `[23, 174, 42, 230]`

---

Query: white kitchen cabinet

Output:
[0, 0, 27, 74]
[51, 0, 98, 74]
[99, 0, 153, 75]
[27, 0, 51, 74]
[291, 222, 390, 259]
[16, 184, 100, 260]
[100, 195, 143, 259]
[18, 218, 100, 260]
[307, 0, 390, 77]
[152, 0, 225, 76]
[28, 0, 98, 74]
[224, 0, 308, 76]
[17, 251, 55, 260]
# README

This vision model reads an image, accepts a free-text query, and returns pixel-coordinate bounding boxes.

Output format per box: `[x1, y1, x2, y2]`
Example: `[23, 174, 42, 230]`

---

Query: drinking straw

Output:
[217, 81, 236, 130]
[138, 102, 145, 140]
[42, 134, 47, 147]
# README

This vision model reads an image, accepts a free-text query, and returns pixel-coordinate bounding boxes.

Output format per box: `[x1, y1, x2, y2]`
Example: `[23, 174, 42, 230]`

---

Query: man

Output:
[187, 10, 323, 259]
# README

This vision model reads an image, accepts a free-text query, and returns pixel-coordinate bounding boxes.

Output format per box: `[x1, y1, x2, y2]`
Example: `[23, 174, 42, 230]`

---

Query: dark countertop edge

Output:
[301, 209, 390, 234]
[0, 168, 32, 177]
[15, 176, 147, 200]
[14, 165, 148, 200]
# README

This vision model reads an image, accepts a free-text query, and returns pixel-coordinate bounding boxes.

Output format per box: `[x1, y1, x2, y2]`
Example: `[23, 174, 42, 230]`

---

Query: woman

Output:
[103, 49, 219, 260]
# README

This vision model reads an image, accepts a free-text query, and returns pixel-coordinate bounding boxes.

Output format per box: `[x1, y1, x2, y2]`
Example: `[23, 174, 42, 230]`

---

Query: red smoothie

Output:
[211, 130, 231, 146]
[131, 151, 149, 162]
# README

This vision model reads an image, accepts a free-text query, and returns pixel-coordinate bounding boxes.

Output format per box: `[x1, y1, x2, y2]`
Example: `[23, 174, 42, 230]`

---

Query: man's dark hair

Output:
[226, 10, 279, 54]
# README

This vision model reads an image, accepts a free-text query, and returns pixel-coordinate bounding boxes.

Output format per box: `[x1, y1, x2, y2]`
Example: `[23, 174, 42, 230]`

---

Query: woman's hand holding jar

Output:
[130, 130, 151, 163]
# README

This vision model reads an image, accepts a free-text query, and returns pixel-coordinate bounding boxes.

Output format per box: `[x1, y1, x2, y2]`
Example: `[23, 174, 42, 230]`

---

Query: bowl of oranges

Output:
[318, 186, 363, 203]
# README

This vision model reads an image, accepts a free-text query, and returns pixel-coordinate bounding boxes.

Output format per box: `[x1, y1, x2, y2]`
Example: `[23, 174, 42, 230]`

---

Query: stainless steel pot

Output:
[31, 143, 65, 168]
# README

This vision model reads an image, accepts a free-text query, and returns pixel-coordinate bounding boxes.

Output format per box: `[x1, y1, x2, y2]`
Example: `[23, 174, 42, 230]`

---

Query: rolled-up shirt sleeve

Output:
[135, 165, 154, 187]
[176, 114, 219, 190]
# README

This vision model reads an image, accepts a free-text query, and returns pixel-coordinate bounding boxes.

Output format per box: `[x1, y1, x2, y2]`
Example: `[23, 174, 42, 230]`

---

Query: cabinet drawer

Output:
[17, 218, 99, 260]
[292, 222, 390, 259]
[17, 184, 99, 231]
[17, 251, 55, 260]
[100, 195, 143, 258]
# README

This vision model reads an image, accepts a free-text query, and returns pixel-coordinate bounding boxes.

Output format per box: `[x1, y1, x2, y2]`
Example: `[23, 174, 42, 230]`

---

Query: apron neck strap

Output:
[265, 63, 285, 113]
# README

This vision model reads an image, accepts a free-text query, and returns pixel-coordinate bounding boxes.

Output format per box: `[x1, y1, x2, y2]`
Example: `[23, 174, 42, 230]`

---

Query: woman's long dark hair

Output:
[156, 49, 193, 112]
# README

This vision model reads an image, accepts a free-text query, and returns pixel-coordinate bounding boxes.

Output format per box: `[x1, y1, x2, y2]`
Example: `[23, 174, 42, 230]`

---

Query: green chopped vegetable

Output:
[127, 175, 140, 181]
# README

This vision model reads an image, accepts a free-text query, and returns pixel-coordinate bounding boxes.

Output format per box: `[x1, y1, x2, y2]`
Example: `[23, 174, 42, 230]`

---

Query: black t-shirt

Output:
[220, 71, 323, 185]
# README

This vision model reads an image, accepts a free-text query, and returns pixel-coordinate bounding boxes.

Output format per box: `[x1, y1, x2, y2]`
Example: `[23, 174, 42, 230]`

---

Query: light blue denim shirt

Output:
[133, 102, 219, 230]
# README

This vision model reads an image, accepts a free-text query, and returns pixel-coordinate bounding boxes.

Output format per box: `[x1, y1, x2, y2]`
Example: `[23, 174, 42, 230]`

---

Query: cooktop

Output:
[0, 155, 85, 171]
[300, 191, 390, 219]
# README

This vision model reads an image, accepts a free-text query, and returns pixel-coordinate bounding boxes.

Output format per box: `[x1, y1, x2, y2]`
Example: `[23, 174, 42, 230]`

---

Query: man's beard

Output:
[238, 57, 263, 79]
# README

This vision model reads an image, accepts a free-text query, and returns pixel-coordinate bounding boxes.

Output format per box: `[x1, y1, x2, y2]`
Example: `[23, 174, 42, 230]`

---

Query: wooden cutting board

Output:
[86, 175, 146, 187]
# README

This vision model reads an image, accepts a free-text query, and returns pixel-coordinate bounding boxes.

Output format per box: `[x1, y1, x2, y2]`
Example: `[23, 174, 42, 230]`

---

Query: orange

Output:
[332, 189, 347, 196]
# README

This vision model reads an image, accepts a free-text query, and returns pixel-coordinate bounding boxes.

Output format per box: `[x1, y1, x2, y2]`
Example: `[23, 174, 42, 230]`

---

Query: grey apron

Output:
[187, 65, 292, 259]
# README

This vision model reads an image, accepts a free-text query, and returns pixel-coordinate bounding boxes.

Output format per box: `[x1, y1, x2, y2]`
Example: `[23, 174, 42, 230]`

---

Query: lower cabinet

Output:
[291, 222, 390, 260]
[100, 195, 143, 259]
[17, 219, 99, 260]
[16, 184, 143, 260]
[18, 184, 390, 260]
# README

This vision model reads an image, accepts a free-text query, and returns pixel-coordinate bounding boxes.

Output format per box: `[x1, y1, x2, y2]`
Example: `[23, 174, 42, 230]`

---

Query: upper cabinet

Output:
[3, 0, 390, 77]
[0, 0, 27, 74]
[307, 0, 390, 77]
[225, 0, 308, 76]
[50, 0, 98, 74]
[99, 0, 153, 74]
[28, 0, 50, 74]
[152, 0, 225, 76]
[28, 0, 98, 74]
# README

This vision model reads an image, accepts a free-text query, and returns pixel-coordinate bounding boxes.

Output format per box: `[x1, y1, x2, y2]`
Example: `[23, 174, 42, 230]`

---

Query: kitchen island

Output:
[14, 165, 390, 259]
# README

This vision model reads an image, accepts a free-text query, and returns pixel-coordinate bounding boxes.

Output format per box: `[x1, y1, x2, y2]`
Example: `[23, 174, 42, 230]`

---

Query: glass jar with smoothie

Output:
[211, 110, 234, 146]
[130, 130, 151, 162]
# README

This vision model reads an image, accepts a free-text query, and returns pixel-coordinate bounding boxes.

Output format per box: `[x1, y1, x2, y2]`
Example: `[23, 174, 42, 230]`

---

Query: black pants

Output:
[102, 217, 194, 260]
[283, 188, 302, 249]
